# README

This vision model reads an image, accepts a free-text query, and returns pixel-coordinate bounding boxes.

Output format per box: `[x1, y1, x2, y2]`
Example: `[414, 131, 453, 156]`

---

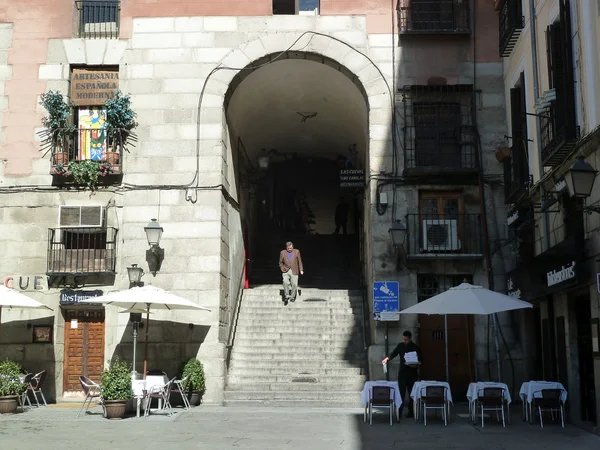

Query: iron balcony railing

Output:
[499, 0, 524, 57]
[398, 0, 470, 34]
[404, 125, 479, 171]
[540, 102, 579, 168]
[47, 227, 118, 275]
[40, 128, 132, 175]
[406, 213, 483, 258]
[76, 1, 120, 39]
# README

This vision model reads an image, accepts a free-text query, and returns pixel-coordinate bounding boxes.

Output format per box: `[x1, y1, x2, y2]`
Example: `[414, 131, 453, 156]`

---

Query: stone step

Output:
[232, 338, 363, 347]
[229, 350, 366, 359]
[244, 287, 363, 295]
[226, 367, 366, 376]
[234, 332, 363, 341]
[225, 380, 367, 391]
[224, 399, 364, 408]
[238, 311, 361, 320]
[236, 325, 359, 334]
[236, 318, 361, 326]
[228, 359, 366, 370]
[223, 390, 362, 403]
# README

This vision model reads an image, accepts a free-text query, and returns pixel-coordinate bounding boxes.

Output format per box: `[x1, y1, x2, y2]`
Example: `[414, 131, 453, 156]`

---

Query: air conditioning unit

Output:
[422, 219, 461, 252]
[59, 205, 104, 228]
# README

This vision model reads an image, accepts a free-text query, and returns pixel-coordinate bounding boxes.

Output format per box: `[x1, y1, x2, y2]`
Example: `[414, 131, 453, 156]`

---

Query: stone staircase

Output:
[224, 286, 368, 407]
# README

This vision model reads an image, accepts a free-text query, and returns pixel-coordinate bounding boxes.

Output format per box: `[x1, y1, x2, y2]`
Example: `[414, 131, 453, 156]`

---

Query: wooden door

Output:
[63, 309, 105, 393]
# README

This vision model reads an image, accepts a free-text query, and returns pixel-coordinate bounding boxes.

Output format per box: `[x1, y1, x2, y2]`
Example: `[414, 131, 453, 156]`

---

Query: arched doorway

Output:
[225, 52, 370, 289]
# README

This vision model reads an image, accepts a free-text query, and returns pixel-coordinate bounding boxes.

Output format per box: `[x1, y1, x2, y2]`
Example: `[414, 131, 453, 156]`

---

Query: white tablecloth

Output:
[519, 381, 567, 404]
[361, 381, 403, 408]
[410, 381, 453, 404]
[132, 375, 169, 396]
[466, 382, 512, 404]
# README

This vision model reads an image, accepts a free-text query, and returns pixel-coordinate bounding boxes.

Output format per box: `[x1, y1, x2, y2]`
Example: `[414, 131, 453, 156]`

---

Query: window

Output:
[76, 1, 120, 39]
[273, 0, 319, 15]
[399, 0, 470, 34]
[505, 72, 530, 202]
[414, 103, 462, 168]
[417, 274, 473, 302]
[419, 192, 462, 219]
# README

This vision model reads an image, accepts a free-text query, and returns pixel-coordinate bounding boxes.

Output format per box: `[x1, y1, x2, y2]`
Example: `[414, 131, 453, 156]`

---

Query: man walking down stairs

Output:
[224, 287, 367, 407]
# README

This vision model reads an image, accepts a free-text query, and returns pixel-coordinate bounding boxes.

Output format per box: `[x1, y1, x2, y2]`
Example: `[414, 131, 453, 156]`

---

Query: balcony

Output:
[540, 102, 579, 168]
[499, 0, 523, 57]
[47, 227, 118, 275]
[43, 128, 129, 178]
[402, 85, 479, 174]
[398, 0, 470, 35]
[76, 1, 120, 39]
[406, 213, 483, 259]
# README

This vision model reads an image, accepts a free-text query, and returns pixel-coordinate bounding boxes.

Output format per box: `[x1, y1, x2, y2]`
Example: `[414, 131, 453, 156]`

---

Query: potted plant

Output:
[39, 90, 76, 165]
[181, 358, 205, 406]
[100, 357, 133, 419]
[69, 160, 112, 190]
[0, 359, 26, 414]
[105, 90, 138, 164]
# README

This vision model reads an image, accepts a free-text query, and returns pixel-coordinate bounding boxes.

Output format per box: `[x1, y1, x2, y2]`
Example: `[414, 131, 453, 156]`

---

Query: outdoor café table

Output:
[410, 381, 453, 423]
[360, 380, 402, 422]
[519, 381, 567, 423]
[466, 382, 511, 423]
[131, 375, 169, 417]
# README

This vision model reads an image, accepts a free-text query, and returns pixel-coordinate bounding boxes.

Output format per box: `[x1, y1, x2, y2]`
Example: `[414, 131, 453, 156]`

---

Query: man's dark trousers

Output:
[398, 369, 418, 416]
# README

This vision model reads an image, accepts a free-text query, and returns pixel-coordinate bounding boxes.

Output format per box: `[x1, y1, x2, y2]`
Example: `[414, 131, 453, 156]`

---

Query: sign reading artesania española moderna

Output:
[71, 69, 119, 106]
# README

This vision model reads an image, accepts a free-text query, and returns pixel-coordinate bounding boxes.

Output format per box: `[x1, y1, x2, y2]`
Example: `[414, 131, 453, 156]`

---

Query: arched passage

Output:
[224, 51, 371, 288]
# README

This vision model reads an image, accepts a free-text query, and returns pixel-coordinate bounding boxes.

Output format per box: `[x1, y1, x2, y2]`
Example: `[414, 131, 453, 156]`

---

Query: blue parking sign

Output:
[373, 281, 399, 321]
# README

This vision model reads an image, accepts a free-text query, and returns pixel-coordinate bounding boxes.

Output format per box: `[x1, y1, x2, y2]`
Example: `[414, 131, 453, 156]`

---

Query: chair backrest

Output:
[147, 369, 167, 376]
[22, 373, 34, 386]
[540, 389, 563, 403]
[478, 387, 504, 406]
[422, 385, 446, 404]
[178, 374, 191, 391]
[371, 386, 392, 405]
[79, 376, 94, 395]
[32, 370, 46, 389]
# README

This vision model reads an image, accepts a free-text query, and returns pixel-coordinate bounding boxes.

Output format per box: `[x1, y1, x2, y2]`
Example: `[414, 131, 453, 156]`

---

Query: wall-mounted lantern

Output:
[144, 219, 164, 276]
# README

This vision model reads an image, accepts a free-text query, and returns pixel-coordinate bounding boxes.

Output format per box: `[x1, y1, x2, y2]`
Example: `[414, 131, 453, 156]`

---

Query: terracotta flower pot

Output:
[103, 400, 127, 419]
[0, 395, 18, 414]
[106, 151, 119, 165]
[54, 152, 68, 165]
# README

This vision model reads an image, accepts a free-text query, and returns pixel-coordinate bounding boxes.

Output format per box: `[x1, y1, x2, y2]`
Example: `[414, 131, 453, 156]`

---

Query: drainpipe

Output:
[528, 0, 550, 250]
[580, 0, 599, 129]
[569, 0, 583, 132]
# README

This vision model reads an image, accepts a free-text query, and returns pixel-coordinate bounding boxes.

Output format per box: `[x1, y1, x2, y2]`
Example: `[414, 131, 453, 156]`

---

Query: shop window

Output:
[273, 0, 319, 15]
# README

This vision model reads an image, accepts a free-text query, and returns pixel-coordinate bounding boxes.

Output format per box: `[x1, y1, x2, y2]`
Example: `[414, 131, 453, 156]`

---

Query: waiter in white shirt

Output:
[382, 330, 423, 418]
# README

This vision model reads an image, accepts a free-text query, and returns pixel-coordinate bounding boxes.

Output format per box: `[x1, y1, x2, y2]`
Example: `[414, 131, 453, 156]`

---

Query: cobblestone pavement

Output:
[1, 404, 599, 450]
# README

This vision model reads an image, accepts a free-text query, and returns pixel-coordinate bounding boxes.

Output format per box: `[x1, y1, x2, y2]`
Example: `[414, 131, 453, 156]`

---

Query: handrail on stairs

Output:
[225, 256, 247, 367]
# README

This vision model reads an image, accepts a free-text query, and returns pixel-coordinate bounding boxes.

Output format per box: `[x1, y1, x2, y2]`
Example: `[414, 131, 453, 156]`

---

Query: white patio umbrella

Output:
[0, 285, 53, 328]
[78, 285, 210, 378]
[399, 283, 533, 382]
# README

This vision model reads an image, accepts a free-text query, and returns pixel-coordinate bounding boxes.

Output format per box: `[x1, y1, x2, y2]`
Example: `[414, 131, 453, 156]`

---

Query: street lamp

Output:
[565, 155, 598, 199]
[388, 220, 408, 249]
[127, 264, 144, 287]
[144, 219, 164, 276]
[258, 149, 270, 170]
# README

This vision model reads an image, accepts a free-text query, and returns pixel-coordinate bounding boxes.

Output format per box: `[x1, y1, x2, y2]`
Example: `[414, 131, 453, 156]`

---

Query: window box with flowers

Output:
[40, 89, 137, 187]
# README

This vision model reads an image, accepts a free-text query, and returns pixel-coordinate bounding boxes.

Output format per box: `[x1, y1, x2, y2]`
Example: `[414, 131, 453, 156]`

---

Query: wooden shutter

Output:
[545, 25, 553, 89]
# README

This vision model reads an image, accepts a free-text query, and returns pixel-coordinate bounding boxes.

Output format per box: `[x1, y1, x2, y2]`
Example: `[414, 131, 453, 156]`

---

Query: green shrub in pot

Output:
[181, 358, 205, 406]
[100, 357, 133, 419]
[0, 359, 27, 414]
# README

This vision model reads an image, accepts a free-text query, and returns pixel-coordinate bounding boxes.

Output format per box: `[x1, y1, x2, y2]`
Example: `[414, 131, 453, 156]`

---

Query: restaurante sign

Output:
[71, 69, 119, 106]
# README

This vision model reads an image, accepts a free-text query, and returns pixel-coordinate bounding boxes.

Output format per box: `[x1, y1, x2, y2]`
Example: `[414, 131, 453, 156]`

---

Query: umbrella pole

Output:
[444, 314, 449, 383]
[493, 313, 502, 382]
[132, 323, 138, 377]
[143, 305, 149, 380]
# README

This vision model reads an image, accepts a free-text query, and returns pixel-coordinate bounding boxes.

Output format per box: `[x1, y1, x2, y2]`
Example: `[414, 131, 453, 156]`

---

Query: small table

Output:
[519, 381, 567, 423]
[131, 375, 169, 417]
[410, 381, 453, 423]
[466, 382, 511, 424]
[361, 381, 403, 422]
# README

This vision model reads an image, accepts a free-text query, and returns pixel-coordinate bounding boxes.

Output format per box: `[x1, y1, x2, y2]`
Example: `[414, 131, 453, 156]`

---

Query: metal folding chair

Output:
[78, 376, 104, 417]
[368, 386, 394, 426]
[172, 374, 191, 409]
[17, 373, 34, 411]
[28, 370, 47, 407]
[421, 386, 448, 426]
[534, 389, 565, 428]
[477, 387, 506, 427]
[144, 377, 176, 417]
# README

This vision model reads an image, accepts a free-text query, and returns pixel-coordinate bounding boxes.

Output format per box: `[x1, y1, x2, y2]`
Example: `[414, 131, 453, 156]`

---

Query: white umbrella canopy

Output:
[399, 283, 533, 315]
[0, 285, 53, 328]
[78, 285, 210, 377]
[399, 283, 532, 383]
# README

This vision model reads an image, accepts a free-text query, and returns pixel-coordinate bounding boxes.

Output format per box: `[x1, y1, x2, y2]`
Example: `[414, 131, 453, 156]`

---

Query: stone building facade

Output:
[0, 0, 517, 404]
